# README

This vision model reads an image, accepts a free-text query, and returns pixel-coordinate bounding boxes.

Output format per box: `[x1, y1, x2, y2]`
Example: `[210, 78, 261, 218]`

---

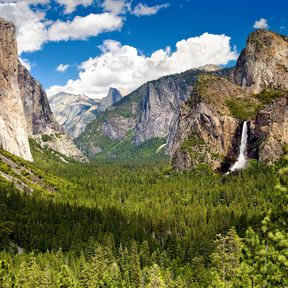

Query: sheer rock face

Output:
[101, 117, 135, 141]
[0, 18, 33, 161]
[134, 65, 222, 145]
[134, 78, 187, 144]
[18, 63, 59, 135]
[232, 30, 288, 93]
[250, 97, 288, 164]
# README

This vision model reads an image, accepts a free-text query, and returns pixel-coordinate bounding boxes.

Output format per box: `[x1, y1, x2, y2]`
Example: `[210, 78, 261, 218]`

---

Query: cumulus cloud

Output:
[56, 64, 70, 72]
[48, 13, 123, 41]
[102, 0, 131, 15]
[56, 0, 94, 14]
[132, 2, 169, 17]
[0, 2, 124, 53]
[0, 0, 50, 4]
[47, 33, 238, 99]
[253, 18, 269, 29]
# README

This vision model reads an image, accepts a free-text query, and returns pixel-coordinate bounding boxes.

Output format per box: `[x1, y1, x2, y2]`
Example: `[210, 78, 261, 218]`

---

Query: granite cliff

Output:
[0, 17, 86, 162]
[0, 18, 33, 161]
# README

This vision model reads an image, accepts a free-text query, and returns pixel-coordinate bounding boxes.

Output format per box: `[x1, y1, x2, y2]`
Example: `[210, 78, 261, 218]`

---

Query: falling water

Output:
[228, 121, 248, 173]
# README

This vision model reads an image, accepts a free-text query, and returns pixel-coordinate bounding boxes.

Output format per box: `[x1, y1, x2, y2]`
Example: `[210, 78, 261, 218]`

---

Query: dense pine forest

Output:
[0, 141, 287, 287]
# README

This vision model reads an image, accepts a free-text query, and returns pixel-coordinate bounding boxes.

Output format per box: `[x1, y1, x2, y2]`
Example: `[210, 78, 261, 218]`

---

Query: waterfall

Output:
[228, 121, 248, 173]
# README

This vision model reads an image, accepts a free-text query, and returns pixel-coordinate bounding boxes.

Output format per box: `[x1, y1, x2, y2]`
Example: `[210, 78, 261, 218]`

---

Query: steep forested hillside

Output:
[1, 142, 286, 287]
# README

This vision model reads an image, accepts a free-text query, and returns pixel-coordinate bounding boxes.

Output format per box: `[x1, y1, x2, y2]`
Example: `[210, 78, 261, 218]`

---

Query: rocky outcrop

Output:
[231, 30, 288, 93]
[48, 92, 99, 139]
[250, 96, 288, 164]
[171, 75, 241, 170]
[98, 88, 122, 112]
[0, 18, 33, 161]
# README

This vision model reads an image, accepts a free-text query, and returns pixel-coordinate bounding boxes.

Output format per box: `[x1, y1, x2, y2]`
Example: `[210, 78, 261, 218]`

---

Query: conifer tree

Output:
[130, 241, 142, 287]
[145, 264, 166, 288]
[0, 259, 16, 288]
[210, 227, 242, 287]
[57, 265, 77, 288]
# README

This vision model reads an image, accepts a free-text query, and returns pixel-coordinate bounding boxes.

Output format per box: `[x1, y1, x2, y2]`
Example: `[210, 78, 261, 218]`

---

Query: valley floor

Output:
[0, 145, 287, 287]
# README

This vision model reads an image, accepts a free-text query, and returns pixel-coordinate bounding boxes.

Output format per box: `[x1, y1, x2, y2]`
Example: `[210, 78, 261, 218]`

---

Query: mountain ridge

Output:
[75, 29, 288, 170]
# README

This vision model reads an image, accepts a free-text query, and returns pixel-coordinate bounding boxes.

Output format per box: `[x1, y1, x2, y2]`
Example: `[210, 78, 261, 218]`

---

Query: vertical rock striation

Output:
[18, 62, 59, 135]
[0, 18, 33, 161]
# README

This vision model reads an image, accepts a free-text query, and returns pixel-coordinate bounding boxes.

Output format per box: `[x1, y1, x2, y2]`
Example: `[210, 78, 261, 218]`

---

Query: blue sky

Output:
[1, 0, 287, 99]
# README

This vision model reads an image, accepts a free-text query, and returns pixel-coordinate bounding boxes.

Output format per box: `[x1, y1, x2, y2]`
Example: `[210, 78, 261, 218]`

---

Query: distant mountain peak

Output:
[98, 87, 123, 112]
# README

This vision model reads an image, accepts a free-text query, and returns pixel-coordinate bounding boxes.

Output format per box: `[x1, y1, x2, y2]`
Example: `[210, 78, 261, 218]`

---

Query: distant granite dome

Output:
[48, 88, 122, 139]
[98, 88, 123, 112]
[48, 92, 99, 139]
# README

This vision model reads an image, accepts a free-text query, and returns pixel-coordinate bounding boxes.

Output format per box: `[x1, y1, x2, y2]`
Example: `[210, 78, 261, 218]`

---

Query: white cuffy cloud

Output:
[55, 0, 94, 14]
[253, 18, 269, 29]
[0, 1, 123, 53]
[56, 64, 70, 72]
[48, 13, 123, 41]
[0, 2, 49, 53]
[131, 2, 169, 17]
[47, 33, 238, 99]
[102, 0, 131, 15]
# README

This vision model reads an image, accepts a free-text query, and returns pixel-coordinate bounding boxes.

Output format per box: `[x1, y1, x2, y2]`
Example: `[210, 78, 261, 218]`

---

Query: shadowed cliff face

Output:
[18, 62, 59, 135]
[0, 18, 33, 161]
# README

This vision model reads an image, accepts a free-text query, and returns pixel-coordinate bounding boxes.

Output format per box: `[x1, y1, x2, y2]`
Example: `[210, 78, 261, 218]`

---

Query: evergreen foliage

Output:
[0, 145, 286, 287]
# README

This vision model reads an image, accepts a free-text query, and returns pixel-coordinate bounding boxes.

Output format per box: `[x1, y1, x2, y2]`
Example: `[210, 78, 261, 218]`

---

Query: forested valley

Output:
[0, 142, 287, 287]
